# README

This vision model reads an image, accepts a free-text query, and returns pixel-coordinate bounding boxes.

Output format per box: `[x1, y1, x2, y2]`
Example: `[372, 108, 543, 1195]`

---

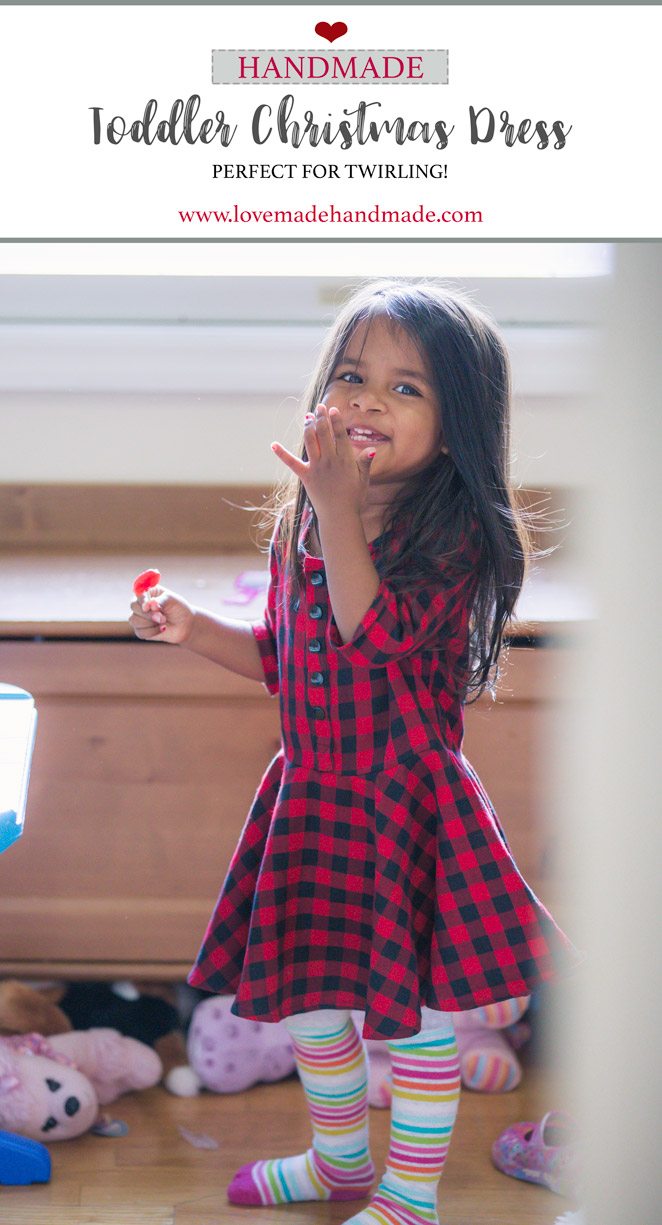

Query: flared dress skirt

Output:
[188, 521, 585, 1040]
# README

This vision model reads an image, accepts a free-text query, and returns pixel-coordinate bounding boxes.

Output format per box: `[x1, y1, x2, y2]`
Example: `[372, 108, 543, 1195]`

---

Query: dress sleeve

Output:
[327, 564, 477, 668]
[250, 522, 282, 696]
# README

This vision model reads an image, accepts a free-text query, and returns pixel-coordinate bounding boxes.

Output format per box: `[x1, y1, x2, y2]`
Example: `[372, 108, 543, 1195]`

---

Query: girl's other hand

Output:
[129, 586, 195, 645]
[271, 403, 374, 523]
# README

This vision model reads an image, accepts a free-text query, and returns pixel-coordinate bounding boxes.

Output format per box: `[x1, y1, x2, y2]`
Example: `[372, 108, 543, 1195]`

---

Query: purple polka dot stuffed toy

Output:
[186, 997, 296, 1094]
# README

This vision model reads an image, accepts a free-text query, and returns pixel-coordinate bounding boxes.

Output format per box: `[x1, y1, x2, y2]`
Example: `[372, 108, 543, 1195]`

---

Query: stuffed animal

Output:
[0, 980, 72, 1038]
[0, 1029, 162, 1141]
[0, 979, 196, 1098]
[453, 997, 531, 1092]
[56, 981, 197, 1097]
[187, 995, 296, 1094]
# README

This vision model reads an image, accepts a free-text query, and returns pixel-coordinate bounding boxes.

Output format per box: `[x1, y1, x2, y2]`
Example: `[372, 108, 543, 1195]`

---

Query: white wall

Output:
[1, 389, 593, 489]
[0, 273, 601, 488]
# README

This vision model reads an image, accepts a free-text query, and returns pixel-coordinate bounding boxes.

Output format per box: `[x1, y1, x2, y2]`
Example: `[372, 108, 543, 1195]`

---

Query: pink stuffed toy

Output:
[0, 1029, 162, 1141]
[453, 998, 531, 1092]
[187, 997, 296, 1094]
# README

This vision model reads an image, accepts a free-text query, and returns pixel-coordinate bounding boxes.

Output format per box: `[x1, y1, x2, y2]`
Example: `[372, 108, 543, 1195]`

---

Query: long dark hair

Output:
[261, 278, 540, 701]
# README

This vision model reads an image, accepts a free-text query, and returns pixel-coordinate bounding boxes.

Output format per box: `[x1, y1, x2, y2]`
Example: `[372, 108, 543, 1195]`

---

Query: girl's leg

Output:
[341, 1011, 461, 1225]
[228, 1008, 376, 1205]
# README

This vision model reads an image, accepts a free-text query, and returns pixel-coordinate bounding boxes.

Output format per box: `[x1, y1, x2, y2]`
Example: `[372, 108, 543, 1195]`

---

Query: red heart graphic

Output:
[315, 21, 348, 44]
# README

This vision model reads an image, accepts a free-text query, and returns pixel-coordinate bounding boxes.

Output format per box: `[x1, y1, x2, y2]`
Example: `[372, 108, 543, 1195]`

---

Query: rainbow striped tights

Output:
[227, 1008, 461, 1225]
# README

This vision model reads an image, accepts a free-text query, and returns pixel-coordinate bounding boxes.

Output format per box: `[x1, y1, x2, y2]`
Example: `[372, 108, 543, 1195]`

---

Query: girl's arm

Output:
[130, 591, 267, 683]
[316, 510, 380, 644]
[272, 404, 381, 644]
[182, 609, 266, 682]
[131, 523, 282, 689]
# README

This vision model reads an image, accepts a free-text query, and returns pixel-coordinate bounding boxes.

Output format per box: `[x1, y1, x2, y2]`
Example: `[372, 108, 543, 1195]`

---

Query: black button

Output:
[309, 604, 323, 619]
[311, 572, 324, 586]
[310, 671, 324, 685]
[312, 707, 325, 720]
[309, 639, 321, 653]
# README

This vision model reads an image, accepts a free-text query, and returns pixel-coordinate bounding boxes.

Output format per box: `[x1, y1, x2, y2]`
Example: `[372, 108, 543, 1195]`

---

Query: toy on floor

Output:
[453, 997, 531, 1092]
[0, 979, 196, 1098]
[187, 995, 296, 1093]
[0, 982, 531, 1110]
[0, 1128, 51, 1185]
[0, 1029, 162, 1141]
[0, 980, 71, 1038]
[492, 1109, 582, 1200]
[56, 981, 197, 1097]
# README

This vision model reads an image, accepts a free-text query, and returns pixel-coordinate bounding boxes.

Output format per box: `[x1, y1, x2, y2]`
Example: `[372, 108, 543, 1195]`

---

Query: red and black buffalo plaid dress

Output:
[188, 510, 584, 1040]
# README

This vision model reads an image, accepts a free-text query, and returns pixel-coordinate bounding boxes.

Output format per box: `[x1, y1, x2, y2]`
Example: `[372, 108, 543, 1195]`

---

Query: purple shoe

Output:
[492, 1110, 582, 1199]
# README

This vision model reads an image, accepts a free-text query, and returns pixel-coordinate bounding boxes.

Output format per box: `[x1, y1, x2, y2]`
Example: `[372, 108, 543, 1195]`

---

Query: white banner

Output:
[0, 4, 658, 239]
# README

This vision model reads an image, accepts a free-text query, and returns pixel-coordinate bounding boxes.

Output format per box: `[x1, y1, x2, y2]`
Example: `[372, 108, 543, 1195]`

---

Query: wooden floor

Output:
[0, 1047, 578, 1225]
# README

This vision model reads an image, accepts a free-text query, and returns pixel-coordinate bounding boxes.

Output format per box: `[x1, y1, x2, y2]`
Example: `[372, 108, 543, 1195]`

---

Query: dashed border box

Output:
[211, 50, 449, 86]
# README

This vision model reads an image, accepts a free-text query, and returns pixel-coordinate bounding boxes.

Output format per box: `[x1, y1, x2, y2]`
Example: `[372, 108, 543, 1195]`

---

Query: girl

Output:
[130, 279, 583, 1224]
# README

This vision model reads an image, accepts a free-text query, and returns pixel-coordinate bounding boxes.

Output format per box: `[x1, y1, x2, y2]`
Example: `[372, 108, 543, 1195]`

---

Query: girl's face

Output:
[322, 317, 445, 487]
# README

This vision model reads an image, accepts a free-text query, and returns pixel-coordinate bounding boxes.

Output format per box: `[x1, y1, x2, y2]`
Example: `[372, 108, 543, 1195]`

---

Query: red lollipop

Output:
[133, 568, 162, 599]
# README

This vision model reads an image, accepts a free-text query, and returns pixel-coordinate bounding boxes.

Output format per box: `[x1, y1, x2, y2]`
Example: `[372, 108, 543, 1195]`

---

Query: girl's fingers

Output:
[271, 440, 308, 479]
[128, 608, 165, 637]
[303, 414, 321, 460]
[130, 595, 166, 627]
[134, 623, 164, 639]
[328, 406, 353, 455]
[130, 598, 153, 618]
[134, 595, 165, 623]
[313, 404, 336, 458]
[141, 594, 162, 613]
[130, 608, 163, 629]
[328, 406, 369, 472]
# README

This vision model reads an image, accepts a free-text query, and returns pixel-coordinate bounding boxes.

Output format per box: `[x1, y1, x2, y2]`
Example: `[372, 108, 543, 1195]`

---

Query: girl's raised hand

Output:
[129, 584, 196, 645]
[271, 404, 375, 522]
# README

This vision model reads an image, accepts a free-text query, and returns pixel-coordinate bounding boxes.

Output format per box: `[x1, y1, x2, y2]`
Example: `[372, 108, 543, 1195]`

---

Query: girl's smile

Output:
[322, 317, 445, 489]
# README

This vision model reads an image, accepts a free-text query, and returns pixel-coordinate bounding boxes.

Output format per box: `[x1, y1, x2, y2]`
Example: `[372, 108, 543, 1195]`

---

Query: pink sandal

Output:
[492, 1110, 582, 1199]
